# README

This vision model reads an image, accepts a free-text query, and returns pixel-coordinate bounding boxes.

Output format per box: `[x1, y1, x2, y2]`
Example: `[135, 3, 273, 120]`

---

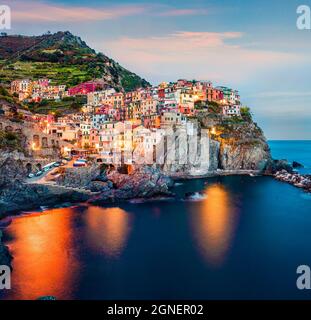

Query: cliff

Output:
[159, 116, 270, 177]
[198, 112, 271, 172]
[216, 122, 271, 170]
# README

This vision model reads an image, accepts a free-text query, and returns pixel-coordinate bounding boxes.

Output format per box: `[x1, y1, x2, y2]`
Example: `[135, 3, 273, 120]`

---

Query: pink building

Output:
[38, 78, 50, 87]
[68, 81, 102, 96]
[207, 88, 224, 103]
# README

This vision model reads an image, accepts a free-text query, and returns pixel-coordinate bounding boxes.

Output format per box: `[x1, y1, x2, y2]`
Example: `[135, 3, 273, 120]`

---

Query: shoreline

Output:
[1, 169, 310, 218]
[170, 169, 261, 180]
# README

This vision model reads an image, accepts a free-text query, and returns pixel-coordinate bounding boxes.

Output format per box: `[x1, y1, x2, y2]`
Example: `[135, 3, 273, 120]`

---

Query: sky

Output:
[2, 0, 311, 139]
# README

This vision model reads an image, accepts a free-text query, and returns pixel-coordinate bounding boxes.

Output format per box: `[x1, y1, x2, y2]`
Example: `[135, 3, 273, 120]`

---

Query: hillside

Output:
[0, 31, 150, 91]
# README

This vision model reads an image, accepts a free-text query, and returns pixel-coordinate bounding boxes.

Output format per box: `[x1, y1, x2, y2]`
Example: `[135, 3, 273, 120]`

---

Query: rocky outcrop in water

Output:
[89, 165, 174, 204]
[263, 159, 294, 175]
[274, 170, 311, 192]
[293, 161, 304, 168]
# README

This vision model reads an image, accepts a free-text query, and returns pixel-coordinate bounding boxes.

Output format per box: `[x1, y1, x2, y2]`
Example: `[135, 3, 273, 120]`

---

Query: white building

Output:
[87, 88, 116, 106]
[222, 105, 241, 117]
[160, 111, 187, 128]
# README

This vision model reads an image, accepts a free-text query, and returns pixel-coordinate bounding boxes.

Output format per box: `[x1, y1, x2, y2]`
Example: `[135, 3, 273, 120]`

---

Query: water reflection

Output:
[6, 208, 79, 300]
[191, 184, 238, 266]
[84, 206, 131, 257]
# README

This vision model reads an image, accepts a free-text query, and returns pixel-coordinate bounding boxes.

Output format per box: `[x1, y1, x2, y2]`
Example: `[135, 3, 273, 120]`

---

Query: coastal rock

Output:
[0, 157, 92, 214]
[89, 165, 174, 203]
[0, 182, 91, 214]
[293, 161, 304, 168]
[88, 181, 113, 193]
[56, 165, 101, 188]
[264, 159, 293, 175]
[0, 157, 27, 190]
[274, 170, 311, 192]
[0, 230, 12, 267]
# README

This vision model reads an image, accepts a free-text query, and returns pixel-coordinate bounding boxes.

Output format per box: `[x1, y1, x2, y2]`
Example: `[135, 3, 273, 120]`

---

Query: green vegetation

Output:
[25, 95, 87, 114]
[120, 72, 149, 92]
[0, 131, 24, 152]
[0, 61, 97, 87]
[223, 116, 245, 125]
[208, 101, 222, 114]
[0, 85, 15, 104]
[194, 100, 208, 110]
[0, 31, 150, 92]
[240, 106, 253, 122]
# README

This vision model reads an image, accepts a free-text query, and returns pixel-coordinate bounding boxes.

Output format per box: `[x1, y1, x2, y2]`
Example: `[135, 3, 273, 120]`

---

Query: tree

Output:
[240, 106, 252, 121]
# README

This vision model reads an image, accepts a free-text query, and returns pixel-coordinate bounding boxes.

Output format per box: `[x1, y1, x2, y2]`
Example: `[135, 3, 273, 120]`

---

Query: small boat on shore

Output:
[0, 217, 12, 228]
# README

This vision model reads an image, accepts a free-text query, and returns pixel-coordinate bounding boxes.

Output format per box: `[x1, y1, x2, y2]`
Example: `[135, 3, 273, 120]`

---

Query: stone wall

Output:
[0, 116, 63, 158]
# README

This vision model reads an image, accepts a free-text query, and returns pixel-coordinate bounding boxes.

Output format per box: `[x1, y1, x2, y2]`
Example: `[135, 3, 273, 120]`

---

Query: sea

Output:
[1, 140, 311, 300]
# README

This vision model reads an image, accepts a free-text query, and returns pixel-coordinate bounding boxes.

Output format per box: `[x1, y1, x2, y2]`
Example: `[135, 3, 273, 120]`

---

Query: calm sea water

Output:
[269, 140, 311, 174]
[1, 141, 311, 300]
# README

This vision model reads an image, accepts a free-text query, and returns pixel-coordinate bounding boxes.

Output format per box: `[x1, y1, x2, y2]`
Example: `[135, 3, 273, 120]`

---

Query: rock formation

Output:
[274, 170, 311, 192]
[89, 165, 174, 204]
[0, 156, 91, 214]
[0, 230, 12, 267]
[216, 122, 271, 171]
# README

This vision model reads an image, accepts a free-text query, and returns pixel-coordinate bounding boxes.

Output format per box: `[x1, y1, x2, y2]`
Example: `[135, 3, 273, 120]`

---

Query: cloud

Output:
[9, 0, 146, 22]
[102, 31, 304, 85]
[158, 9, 209, 16]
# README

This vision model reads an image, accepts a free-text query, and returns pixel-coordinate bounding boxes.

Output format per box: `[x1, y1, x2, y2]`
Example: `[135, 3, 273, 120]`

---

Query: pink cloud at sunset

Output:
[10, 0, 146, 22]
[103, 31, 305, 84]
[158, 9, 209, 16]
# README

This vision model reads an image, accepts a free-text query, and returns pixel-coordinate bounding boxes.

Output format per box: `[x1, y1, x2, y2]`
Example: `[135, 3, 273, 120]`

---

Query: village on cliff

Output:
[1, 78, 243, 170]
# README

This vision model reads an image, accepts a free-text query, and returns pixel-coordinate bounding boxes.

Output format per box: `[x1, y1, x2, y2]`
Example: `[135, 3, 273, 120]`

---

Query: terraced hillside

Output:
[0, 31, 150, 91]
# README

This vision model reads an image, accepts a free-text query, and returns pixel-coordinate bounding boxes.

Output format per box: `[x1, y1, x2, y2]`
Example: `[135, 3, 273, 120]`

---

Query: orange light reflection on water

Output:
[191, 184, 238, 267]
[84, 206, 131, 257]
[6, 208, 79, 300]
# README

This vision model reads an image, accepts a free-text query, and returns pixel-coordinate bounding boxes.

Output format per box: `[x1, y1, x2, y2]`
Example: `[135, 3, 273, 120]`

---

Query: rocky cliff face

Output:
[217, 122, 271, 170]
[0, 157, 28, 214]
[160, 120, 270, 176]
[198, 112, 271, 172]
